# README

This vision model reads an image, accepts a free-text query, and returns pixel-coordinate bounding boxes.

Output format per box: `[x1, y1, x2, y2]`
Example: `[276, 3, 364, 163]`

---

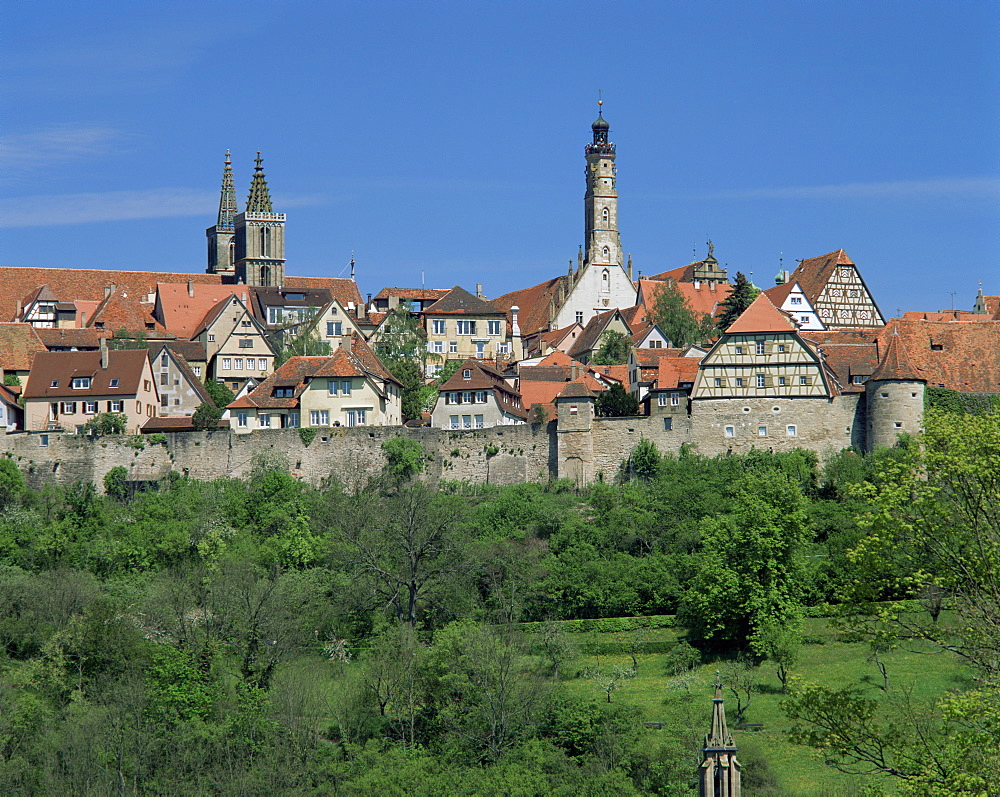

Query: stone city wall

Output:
[0, 394, 865, 490]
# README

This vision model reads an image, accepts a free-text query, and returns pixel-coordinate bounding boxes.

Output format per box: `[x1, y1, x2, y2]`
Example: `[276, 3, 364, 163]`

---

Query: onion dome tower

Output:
[583, 100, 622, 270]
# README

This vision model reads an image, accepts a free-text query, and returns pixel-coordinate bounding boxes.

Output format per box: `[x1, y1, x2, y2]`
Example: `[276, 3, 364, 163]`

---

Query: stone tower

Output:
[555, 380, 596, 486]
[699, 678, 742, 797]
[234, 153, 286, 287]
[865, 330, 925, 451]
[583, 101, 622, 270]
[206, 151, 238, 278]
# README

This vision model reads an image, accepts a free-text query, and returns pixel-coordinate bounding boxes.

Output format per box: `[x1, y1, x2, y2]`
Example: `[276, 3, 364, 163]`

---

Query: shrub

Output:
[83, 412, 128, 436]
[299, 427, 317, 446]
[382, 436, 426, 479]
[191, 402, 223, 431]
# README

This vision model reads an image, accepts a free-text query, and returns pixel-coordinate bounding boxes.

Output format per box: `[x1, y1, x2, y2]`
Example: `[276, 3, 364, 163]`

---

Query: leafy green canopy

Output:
[647, 279, 715, 347]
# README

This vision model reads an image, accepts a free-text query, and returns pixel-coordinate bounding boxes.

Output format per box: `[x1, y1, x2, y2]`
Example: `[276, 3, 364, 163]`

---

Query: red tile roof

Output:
[423, 286, 504, 316]
[0, 324, 48, 370]
[726, 293, 797, 334]
[34, 328, 105, 350]
[374, 287, 450, 302]
[492, 274, 567, 336]
[155, 283, 250, 338]
[22, 349, 150, 399]
[788, 249, 854, 304]
[637, 278, 732, 320]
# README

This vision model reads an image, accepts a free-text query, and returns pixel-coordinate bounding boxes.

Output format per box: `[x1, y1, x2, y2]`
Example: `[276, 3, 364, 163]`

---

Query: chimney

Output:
[80, 311, 87, 327]
[241, 292, 247, 303]
[100, 338, 109, 370]
[15, 299, 22, 320]
[104, 283, 117, 299]
[187, 279, 194, 298]
[510, 305, 521, 337]
[710, 282, 716, 292]
[570, 364, 578, 382]
[341, 332, 353, 352]
[476, 283, 483, 299]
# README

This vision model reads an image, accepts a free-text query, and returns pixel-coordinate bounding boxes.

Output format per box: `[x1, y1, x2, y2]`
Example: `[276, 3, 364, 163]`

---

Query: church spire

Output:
[246, 152, 274, 213]
[216, 150, 238, 232]
[699, 675, 741, 797]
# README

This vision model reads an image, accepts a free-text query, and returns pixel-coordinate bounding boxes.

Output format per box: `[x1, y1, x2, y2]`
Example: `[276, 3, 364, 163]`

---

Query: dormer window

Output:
[71, 377, 91, 389]
[50, 380, 59, 388]
[109, 379, 120, 388]
[273, 387, 295, 398]
[463, 369, 472, 380]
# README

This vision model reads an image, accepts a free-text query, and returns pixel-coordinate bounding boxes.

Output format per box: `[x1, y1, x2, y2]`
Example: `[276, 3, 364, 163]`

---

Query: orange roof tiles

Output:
[155, 283, 247, 338]
[788, 249, 854, 303]
[492, 274, 566, 336]
[637, 278, 732, 320]
[0, 323, 48, 370]
[726, 293, 797, 334]
[23, 349, 150, 399]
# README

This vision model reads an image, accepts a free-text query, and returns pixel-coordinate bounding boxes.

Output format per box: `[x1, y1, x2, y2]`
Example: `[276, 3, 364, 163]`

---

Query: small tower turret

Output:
[234, 153, 286, 287]
[865, 328, 925, 451]
[699, 676, 742, 797]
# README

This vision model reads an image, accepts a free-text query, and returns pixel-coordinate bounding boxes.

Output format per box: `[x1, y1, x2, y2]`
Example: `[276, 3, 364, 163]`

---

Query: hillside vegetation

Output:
[0, 409, 996, 794]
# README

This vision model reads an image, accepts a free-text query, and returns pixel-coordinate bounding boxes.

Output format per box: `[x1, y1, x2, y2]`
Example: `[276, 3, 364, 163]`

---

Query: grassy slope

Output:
[554, 617, 969, 796]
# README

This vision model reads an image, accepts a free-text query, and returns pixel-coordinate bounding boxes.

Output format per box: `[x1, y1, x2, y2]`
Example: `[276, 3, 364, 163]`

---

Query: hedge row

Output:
[518, 615, 676, 635]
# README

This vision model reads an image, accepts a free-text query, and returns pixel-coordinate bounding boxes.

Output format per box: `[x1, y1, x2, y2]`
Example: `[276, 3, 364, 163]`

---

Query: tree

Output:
[750, 619, 801, 693]
[103, 466, 130, 501]
[381, 436, 427, 480]
[373, 303, 437, 421]
[82, 412, 128, 436]
[679, 470, 810, 646]
[3, 373, 20, 386]
[619, 437, 661, 482]
[203, 379, 234, 408]
[272, 309, 328, 367]
[591, 330, 632, 366]
[108, 328, 149, 350]
[716, 271, 760, 332]
[595, 384, 639, 417]
[191, 402, 223, 431]
[647, 279, 714, 348]
[0, 458, 25, 508]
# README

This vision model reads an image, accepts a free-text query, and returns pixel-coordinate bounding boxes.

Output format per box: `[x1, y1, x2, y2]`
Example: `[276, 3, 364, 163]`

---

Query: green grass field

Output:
[552, 617, 969, 795]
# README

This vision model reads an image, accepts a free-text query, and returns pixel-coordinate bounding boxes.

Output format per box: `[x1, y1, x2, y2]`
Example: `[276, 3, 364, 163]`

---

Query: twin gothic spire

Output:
[215, 150, 274, 222]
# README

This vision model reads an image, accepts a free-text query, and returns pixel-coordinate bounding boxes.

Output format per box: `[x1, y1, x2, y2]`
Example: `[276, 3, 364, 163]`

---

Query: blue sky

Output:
[2, 1, 998, 315]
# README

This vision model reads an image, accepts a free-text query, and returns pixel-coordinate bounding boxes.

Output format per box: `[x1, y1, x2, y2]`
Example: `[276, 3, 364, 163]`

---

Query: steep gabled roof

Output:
[423, 286, 505, 316]
[725, 293, 797, 334]
[0, 323, 48, 371]
[870, 332, 923, 382]
[155, 283, 248, 338]
[568, 309, 625, 359]
[438, 358, 510, 392]
[34, 328, 105, 350]
[492, 274, 567, 336]
[637, 278, 732, 320]
[374, 287, 450, 303]
[557, 380, 597, 399]
[149, 344, 214, 405]
[788, 249, 854, 302]
[88, 286, 172, 337]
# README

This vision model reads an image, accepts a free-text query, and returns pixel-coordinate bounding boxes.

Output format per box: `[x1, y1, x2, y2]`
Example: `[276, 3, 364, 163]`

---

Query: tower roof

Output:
[592, 113, 610, 132]
[216, 150, 238, 231]
[870, 328, 924, 382]
[705, 679, 737, 751]
[245, 152, 274, 213]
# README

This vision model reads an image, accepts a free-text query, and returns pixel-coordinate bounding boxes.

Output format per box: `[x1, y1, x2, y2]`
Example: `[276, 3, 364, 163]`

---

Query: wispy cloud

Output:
[0, 189, 325, 229]
[693, 177, 1000, 201]
[0, 126, 126, 174]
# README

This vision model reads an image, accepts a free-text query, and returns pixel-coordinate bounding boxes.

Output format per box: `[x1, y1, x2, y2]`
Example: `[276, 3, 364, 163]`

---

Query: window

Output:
[160, 353, 169, 366]
[61, 402, 77, 414]
[328, 380, 338, 395]
[475, 342, 485, 359]
[575, 311, 584, 325]
[241, 320, 251, 327]
[193, 366, 202, 377]
[714, 378, 722, 387]
[735, 346, 743, 355]
[778, 376, 787, 386]
[462, 415, 472, 429]
[287, 413, 300, 428]
[449, 341, 458, 354]
[450, 415, 460, 429]
[601, 207, 609, 223]
[852, 375, 867, 385]
[109, 400, 123, 412]
[790, 297, 802, 305]
[144, 380, 151, 392]
[267, 308, 283, 324]
[347, 409, 365, 427]
[222, 358, 232, 370]
[487, 320, 501, 335]
[39, 434, 49, 447]
[256, 358, 266, 370]
[310, 410, 329, 426]
[50, 380, 59, 388]
[462, 391, 472, 404]
[160, 372, 169, 386]
[496, 342, 509, 354]
[476, 391, 486, 403]
[463, 369, 472, 379]
[756, 374, 766, 388]
[274, 387, 294, 398]
[457, 320, 476, 335]
[85, 401, 97, 414]
[894, 422, 903, 429]
[239, 338, 253, 348]
[208, 334, 215, 342]
[432, 319, 446, 335]
[234, 358, 243, 370]
[758, 426, 767, 437]
[601, 269, 610, 291]
[663, 417, 673, 431]
[777, 344, 786, 353]
[756, 341, 766, 355]
[109, 379, 119, 388]
[327, 321, 343, 337]
[341, 380, 352, 395]
[474, 414, 484, 429]
[670, 392, 680, 406]
[161, 394, 169, 407]
[259, 414, 271, 428]
[735, 378, 744, 387]
[725, 426, 735, 438]
[71, 377, 91, 389]
[799, 376, 809, 386]
[649, 340, 662, 348]
[658, 394, 668, 407]
[432, 341, 443, 354]
[786, 425, 797, 437]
